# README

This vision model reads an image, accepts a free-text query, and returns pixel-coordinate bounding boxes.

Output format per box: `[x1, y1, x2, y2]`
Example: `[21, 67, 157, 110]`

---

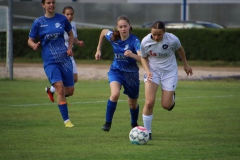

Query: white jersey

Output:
[64, 21, 78, 74]
[64, 21, 77, 47]
[141, 32, 181, 72]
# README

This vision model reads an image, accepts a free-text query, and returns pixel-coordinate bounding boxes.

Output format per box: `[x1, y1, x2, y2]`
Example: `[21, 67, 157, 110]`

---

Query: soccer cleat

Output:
[45, 87, 54, 102]
[65, 120, 74, 127]
[149, 133, 152, 140]
[102, 122, 111, 132]
[168, 92, 175, 111]
[131, 123, 139, 128]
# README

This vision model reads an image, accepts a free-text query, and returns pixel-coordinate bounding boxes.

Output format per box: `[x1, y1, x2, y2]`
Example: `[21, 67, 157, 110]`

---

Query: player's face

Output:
[42, 0, 55, 14]
[64, 9, 74, 22]
[151, 28, 165, 42]
[117, 20, 131, 38]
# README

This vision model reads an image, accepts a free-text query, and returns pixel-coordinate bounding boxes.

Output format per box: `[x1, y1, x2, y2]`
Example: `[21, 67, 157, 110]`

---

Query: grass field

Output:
[0, 79, 239, 160]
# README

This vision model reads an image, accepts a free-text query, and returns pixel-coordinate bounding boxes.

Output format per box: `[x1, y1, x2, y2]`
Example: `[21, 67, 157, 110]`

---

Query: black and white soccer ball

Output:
[129, 126, 149, 145]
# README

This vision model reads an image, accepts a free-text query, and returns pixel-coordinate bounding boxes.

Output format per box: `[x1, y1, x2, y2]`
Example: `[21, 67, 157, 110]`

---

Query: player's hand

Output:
[95, 51, 101, 60]
[184, 65, 193, 76]
[67, 49, 74, 56]
[147, 72, 153, 82]
[78, 41, 84, 47]
[124, 50, 133, 57]
[33, 42, 40, 50]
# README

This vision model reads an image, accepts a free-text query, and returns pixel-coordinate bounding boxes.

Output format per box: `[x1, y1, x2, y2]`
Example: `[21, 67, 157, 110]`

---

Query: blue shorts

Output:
[44, 63, 74, 87]
[108, 69, 140, 99]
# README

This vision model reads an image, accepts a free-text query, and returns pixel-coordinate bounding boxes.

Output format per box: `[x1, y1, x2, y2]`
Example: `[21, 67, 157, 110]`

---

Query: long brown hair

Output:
[110, 15, 133, 41]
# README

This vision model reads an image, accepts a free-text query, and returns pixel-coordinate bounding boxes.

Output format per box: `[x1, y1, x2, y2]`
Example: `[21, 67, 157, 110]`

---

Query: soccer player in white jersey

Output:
[140, 21, 193, 139]
[28, 0, 75, 127]
[46, 6, 84, 102]
[95, 15, 141, 132]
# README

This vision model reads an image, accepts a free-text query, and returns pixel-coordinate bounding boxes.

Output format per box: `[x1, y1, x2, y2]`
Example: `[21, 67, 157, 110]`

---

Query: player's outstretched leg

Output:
[58, 102, 74, 127]
[168, 92, 175, 111]
[130, 105, 139, 128]
[102, 99, 117, 132]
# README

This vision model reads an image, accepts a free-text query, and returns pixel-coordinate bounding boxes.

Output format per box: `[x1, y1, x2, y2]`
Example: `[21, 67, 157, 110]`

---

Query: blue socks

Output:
[58, 103, 69, 121]
[105, 99, 117, 122]
[105, 99, 139, 125]
[130, 105, 139, 125]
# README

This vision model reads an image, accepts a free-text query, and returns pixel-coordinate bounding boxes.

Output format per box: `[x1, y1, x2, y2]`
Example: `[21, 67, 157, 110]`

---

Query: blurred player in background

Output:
[140, 21, 193, 139]
[95, 15, 141, 132]
[28, 0, 75, 127]
[46, 5, 84, 102]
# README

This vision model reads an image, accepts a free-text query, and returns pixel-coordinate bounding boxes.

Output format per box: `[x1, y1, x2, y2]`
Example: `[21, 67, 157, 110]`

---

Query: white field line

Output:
[8, 95, 238, 107]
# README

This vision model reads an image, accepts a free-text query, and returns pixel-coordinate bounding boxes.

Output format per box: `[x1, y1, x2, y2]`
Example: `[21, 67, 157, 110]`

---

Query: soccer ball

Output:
[129, 126, 149, 145]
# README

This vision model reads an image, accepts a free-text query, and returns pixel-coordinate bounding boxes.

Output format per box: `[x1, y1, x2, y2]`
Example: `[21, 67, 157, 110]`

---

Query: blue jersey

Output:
[105, 30, 141, 72]
[29, 13, 72, 68]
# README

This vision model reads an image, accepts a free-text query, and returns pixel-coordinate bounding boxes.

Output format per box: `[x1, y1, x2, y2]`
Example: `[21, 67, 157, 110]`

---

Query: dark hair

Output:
[151, 21, 166, 31]
[42, 0, 45, 3]
[62, 6, 74, 14]
[111, 15, 133, 41]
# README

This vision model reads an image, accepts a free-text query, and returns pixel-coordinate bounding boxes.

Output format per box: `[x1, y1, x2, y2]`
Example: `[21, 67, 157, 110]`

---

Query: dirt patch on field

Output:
[1, 63, 240, 80]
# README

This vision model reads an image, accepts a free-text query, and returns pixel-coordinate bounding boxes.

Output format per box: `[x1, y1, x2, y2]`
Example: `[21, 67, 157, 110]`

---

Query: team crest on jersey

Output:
[162, 44, 168, 49]
[55, 23, 61, 28]
[124, 44, 129, 50]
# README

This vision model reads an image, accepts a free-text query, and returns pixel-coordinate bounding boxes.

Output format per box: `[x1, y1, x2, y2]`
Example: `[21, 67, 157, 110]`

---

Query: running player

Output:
[140, 21, 193, 139]
[95, 15, 141, 132]
[28, 0, 75, 127]
[46, 6, 84, 102]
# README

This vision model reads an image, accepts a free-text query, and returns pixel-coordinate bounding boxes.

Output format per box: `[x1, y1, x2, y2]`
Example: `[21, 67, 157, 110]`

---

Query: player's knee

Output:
[145, 100, 154, 110]
[65, 88, 74, 96]
[162, 101, 174, 110]
[110, 94, 120, 101]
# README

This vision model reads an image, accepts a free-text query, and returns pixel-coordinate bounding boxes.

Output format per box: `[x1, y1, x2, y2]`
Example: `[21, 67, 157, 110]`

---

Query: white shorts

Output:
[144, 68, 178, 91]
[70, 56, 78, 74]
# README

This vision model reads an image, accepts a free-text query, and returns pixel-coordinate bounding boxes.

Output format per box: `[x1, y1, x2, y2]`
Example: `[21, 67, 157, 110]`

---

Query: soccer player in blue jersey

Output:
[46, 6, 84, 102]
[27, 0, 75, 127]
[95, 15, 141, 132]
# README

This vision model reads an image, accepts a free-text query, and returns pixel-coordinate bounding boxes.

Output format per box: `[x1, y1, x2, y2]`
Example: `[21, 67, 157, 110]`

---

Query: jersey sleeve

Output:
[71, 22, 78, 38]
[134, 38, 141, 52]
[171, 34, 181, 50]
[64, 18, 72, 34]
[105, 30, 113, 42]
[28, 20, 39, 39]
[140, 38, 148, 58]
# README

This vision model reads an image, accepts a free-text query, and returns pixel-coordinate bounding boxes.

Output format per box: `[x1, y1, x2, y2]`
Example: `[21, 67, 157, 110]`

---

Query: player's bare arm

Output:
[124, 50, 141, 62]
[74, 38, 84, 47]
[141, 56, 152, 82]
[67, 30, 74, 56]
[28, 38, 40, 50]
[177, 46, 193, 76]
[95, 29, 108, 60]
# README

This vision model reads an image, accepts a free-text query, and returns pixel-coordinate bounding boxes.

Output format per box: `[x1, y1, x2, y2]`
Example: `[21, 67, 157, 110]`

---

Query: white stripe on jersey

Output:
[141, 32, 181, 72]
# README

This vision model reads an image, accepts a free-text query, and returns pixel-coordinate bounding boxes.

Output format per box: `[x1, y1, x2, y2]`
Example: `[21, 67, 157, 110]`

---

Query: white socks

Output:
[142, 114, 153, 133]
[50, 86, 55, 93]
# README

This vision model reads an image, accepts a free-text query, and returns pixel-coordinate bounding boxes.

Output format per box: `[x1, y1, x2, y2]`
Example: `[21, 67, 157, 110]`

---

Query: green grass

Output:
[0, 79, 240, 160]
